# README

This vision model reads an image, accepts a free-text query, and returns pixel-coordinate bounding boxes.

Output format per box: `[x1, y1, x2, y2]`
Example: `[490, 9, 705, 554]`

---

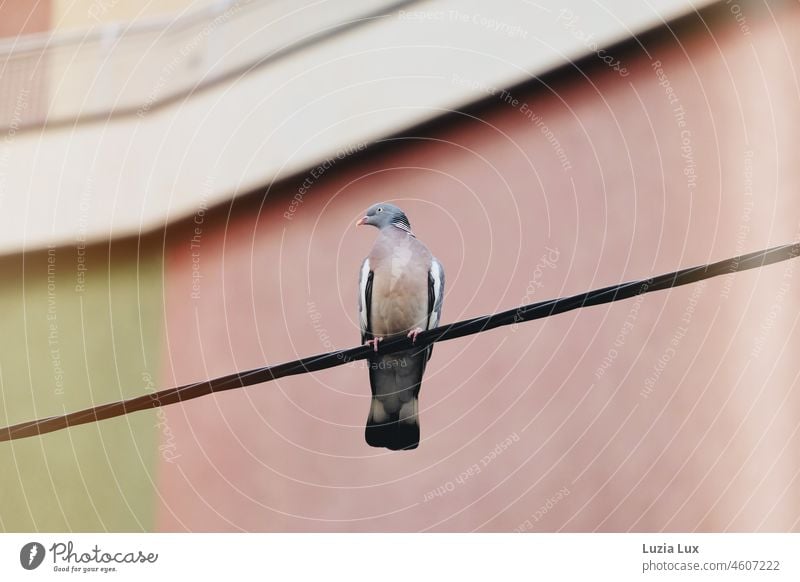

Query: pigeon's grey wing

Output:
[425, 257, 445, 361]
[358, 257, 373, 345]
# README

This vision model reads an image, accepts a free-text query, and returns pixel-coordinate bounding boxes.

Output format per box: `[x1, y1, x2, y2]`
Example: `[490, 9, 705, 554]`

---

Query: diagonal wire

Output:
[0, 242, 798, 443]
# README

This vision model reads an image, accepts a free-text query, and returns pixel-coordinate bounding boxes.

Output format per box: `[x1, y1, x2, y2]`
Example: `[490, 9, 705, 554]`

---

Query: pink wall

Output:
[156, 4, 800, 531]
[0, 0, 50, 127]
[0, 0, 49, 37]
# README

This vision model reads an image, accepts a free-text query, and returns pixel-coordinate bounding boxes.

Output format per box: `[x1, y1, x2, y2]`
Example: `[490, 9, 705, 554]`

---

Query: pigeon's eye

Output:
[377, 207, 383, 213]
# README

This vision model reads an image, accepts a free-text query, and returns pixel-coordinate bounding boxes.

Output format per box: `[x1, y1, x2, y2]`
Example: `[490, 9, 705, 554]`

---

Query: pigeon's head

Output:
[356, 202, 412, 233]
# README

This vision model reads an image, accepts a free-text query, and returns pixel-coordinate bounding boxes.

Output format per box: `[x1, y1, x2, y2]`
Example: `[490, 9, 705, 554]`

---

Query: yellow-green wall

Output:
[0, 243, 163, 531]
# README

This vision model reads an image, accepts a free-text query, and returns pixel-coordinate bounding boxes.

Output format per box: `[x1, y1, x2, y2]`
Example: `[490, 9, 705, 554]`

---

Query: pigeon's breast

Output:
[369, 235, 431, 337]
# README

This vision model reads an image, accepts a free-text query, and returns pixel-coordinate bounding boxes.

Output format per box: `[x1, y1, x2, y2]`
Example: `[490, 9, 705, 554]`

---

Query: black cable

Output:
[0, 242, 797, 443]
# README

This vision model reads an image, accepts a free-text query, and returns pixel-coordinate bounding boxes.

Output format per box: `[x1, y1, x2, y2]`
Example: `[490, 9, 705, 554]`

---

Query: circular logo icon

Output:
[20, 542, 45, 570]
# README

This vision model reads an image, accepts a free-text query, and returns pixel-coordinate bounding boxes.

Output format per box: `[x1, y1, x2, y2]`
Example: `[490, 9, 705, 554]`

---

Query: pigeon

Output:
[357, 202, 444, 450]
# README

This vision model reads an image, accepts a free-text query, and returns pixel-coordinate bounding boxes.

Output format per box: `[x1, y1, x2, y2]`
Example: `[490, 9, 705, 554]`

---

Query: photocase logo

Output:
[20, 542, 46, 570]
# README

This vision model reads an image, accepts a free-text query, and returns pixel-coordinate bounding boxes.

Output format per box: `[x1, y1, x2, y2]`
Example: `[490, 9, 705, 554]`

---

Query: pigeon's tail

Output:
[364, 350, 426, 451]
[365, 395, 419, 451]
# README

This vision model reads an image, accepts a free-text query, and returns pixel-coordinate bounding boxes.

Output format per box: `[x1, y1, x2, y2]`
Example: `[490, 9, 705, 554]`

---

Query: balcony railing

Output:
[0, 0, 417, 132]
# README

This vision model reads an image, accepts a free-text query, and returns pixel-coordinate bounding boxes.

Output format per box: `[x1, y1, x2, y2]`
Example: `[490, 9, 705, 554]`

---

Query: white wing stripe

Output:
[428, 258, 443, 329]
[359, 258, 371, 333]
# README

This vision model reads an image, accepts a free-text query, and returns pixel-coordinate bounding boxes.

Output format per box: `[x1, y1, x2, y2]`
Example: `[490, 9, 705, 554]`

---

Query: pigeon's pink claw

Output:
[364, 337, 383, 352]
[407, 327, 424, 344]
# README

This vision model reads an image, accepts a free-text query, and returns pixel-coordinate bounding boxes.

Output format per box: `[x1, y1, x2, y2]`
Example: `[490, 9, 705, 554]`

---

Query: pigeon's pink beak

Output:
[356, 216, 368, 226]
